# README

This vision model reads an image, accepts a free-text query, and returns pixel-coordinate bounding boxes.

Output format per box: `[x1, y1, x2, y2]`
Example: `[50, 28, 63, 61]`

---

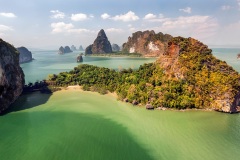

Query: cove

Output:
[1, 90, 240, 160]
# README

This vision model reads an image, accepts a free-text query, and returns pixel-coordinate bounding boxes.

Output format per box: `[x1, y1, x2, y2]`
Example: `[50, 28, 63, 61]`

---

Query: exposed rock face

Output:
[71, 45, 77, 51]
[58, 46, 73, 54]
[85, 29, 112, 54]
[112, 44, 120, 52]
[122, 30, 172, 57]
[77, 55, 83, 62]
[17, 47, 33, 63]
[79, 45, 84, 51]
[157, 37, 240, 113]
[0, 39, 25, 113]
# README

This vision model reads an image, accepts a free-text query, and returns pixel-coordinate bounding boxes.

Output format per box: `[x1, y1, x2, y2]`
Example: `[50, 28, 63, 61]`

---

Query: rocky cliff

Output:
[122, 30, 172, 57]
[156, 37, 240, 113]
[85, 29, 112, 54]
[17, 47, 33, 63]
[0, 39, 25, 113]
[58, 46, 73, 54]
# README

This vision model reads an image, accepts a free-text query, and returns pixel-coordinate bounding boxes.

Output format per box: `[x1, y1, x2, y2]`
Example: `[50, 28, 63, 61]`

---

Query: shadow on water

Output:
[0, 92, 52, 116]
[0, 111, 155, 160]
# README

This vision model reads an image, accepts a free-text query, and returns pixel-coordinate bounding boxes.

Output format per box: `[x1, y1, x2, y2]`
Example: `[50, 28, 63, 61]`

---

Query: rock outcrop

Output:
[85, 29, 112, 54]
[112, 44, 120, 52]
[122, 30, 172, 57]
[77, 55, 83, 62]
[58, 46, 73, 54]
[0, 39, 25, 113]
[71, 45, 77, 51]
[17, 47, 33, 63]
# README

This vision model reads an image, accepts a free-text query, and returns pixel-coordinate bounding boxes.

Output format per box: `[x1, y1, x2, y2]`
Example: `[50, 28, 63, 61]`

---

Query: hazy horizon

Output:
[1, 0, 240, 49]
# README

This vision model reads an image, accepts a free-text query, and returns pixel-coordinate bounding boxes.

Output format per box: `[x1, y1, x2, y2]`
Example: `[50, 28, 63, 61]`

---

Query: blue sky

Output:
[0, 0, 240, 49]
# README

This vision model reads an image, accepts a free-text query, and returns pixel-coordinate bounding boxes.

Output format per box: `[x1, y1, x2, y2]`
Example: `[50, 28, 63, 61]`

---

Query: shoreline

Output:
[54, 85, 239, 113]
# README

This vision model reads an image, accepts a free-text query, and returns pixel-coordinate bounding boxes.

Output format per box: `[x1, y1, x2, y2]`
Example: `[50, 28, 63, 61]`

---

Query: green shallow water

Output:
[1, 91, 240, 160]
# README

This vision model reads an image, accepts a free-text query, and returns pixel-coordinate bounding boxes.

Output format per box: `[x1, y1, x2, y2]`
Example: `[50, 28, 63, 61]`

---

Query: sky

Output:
[0, 0, 240, 49]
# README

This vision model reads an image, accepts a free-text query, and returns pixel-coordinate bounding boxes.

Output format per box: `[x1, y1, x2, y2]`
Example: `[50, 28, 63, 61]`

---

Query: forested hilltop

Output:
[48, 36, 240, 113]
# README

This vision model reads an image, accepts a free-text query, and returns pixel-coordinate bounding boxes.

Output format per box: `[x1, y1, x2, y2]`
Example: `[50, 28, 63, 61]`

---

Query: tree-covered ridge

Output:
[48, 36, 240, 113]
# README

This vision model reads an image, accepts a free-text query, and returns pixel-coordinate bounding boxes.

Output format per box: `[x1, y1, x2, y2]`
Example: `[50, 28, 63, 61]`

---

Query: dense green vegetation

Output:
[48, 37, 240, 110]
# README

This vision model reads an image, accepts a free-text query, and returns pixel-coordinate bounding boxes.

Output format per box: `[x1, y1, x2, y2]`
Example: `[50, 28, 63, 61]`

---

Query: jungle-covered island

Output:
[46, 35, 240, 113]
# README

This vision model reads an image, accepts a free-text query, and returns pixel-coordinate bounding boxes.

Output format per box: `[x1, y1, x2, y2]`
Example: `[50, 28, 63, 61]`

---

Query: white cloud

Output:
[143, 13, 157, 20]
[179, 7, 192, 14]
[89, 14, 94, 18]
[144, 14, 170, 23]
[105, 28, 123, 33]
[144, 15, 218, 42]
[68, 28, 92, 34]
[162, 16, 211, 27]
[0, 12, 16, 18]
[0, 24, 13, 31]
[50, 22, 92, 34]
[221, 5, 232, 11]
[51, 22, 74, 33]
[71, 13, 89, 21]
[101, 13, 110, 19]
[50, 10, 65, 19]
[112, 11, 139, 22]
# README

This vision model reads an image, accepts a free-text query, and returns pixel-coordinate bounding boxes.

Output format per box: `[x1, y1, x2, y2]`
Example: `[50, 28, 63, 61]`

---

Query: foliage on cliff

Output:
[48, 37, 240, 111]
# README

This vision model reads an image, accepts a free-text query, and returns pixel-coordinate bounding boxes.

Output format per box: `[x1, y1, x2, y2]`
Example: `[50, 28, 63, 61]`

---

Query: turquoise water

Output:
[212, 48, 240, 72]
[0, 90, 240, 160]
[0, 48, 240, 160]
[21, 50, 156, 83]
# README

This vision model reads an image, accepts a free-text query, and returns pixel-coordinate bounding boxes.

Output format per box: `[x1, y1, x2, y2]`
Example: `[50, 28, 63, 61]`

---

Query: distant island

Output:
[17, 46, 33, 63]
[71, 45, 77, 51]
[85, 29, 112, 55]
[112, 44, 121, 52]
[79, 45, 84, 51]
[58, 46, 73, 54]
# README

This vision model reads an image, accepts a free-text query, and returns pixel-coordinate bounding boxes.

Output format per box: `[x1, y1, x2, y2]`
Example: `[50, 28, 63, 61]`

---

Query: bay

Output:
[0, 48, 240, 160]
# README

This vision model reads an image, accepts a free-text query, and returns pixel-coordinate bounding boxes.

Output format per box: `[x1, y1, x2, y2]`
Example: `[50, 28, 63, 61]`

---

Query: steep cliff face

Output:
[156, 37, 240, 113]
[122, 30, 172, 57]
[0, 39, 25, 113]
[85, 29, 112, 54]
[17, 47, 33, 63]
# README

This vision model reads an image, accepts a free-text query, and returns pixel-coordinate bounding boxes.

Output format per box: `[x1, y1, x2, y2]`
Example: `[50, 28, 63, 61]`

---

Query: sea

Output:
[0, 48, 240, 160]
